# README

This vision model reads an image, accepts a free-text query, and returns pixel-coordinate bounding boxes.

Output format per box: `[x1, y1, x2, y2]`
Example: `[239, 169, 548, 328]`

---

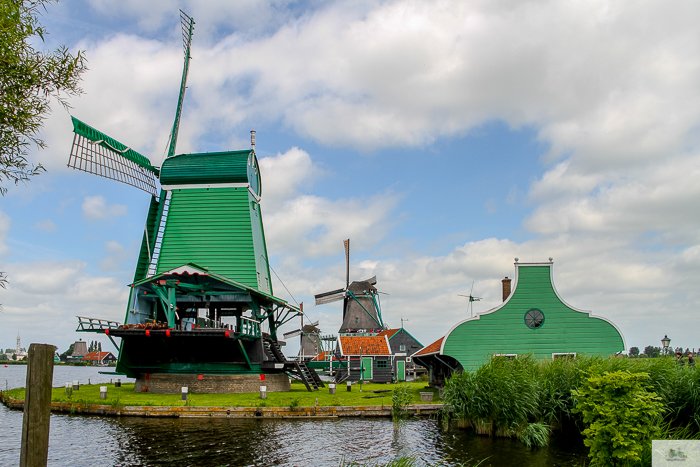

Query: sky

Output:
[1, 0, 699, 357]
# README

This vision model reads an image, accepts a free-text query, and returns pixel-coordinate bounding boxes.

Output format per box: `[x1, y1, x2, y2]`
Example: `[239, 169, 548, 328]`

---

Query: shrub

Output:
[572, 370, 663, 467]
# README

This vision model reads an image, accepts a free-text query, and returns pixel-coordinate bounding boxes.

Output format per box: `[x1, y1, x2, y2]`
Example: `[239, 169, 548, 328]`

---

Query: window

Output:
[552, 353, 576, 360]
[400, 344, 406, 351]
[524, 308, 545, 329]
[493, 354, 517, 360]
[376, 360, 388, 368]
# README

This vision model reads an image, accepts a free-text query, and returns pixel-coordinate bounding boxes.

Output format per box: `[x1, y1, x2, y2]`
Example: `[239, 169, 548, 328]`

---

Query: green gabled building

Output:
[414, 260, 626, 385]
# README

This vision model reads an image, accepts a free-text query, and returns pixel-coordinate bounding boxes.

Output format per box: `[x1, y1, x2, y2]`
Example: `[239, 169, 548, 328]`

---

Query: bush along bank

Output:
[440, 355, 700, 466]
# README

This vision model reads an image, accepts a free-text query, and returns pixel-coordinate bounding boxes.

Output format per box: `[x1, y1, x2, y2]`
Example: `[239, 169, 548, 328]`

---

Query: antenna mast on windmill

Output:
[64, 11, 317, 392]
[314, 239, 385, 334]
[458, 281, 481, 317]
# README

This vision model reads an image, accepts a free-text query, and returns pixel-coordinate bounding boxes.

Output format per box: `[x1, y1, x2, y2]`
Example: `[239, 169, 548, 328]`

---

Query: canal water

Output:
[0, 365, 588, 466]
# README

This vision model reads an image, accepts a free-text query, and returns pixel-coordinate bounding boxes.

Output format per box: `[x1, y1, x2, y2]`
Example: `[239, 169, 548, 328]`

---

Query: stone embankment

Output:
[1, 392, 442, 419]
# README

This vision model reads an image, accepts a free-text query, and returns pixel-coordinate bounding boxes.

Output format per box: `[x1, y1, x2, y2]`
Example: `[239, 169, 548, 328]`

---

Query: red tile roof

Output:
[413, 337, 444, 357]
[82, 351, 115, 361]
[311, 351, 332, 361]
[376, 329, 400, 339]
[338, 336, 391, 356]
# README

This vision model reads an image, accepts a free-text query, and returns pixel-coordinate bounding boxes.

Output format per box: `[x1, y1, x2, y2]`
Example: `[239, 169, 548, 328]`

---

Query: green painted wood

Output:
[159, 151, 252, 185]
[71, 116, 158, 173]
[443, 264, 624, 371]
[362, 357, 373, 380]
[397, 360, 405, 381]
[155, 187, 272, 290]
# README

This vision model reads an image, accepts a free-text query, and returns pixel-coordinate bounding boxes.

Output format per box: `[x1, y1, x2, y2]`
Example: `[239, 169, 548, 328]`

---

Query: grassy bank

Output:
[4, 380, 439, 408]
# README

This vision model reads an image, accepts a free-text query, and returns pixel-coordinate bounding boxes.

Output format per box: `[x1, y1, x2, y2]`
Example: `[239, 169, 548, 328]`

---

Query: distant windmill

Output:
[314, 239, 385, 333]
[283, 313, 323, 361]
[458, 282, 481, 317]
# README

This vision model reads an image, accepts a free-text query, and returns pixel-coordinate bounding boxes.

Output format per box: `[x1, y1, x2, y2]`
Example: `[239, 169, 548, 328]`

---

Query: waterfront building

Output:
[67, 339, 88, 363]
[6, 334, 28, 360]
[334, 335, 393, 383]
[82, 351, 117, 365]
[376, 328, 423, 381]
[414, 259, 625, 386]
[66, 12, 316, 393]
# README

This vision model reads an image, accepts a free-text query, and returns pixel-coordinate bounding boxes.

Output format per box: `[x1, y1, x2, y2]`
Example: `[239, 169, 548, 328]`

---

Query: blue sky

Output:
[2, 0, 700, 356]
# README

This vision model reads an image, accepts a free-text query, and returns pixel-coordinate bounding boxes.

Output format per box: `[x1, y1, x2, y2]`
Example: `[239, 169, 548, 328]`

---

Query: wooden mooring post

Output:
[20, 343, 55, 467]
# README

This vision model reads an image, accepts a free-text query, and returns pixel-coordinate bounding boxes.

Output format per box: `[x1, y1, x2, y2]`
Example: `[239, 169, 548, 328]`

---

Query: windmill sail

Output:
[314, 288, 346, 305]
[166, 10, 195, 159]
[67, 116, 159, 195]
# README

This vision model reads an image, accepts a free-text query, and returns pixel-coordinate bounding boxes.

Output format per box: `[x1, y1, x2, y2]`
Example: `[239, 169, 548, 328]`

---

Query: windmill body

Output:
[68, 12, 323, 393]
[313, 239, 385, 336]
[339, 278, 383, 333]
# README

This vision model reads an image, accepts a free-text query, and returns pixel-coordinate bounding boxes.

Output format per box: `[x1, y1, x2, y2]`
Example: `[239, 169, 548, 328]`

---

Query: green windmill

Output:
[70, 11, 323, 393]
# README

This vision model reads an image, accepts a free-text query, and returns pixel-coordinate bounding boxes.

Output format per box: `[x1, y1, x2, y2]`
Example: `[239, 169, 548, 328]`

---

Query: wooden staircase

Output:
[263, 338, 324, 392]
[293, 361, 325, 391]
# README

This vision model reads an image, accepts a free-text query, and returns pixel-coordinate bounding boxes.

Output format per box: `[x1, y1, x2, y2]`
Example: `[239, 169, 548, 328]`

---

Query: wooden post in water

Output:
[20, 343, 55, 467]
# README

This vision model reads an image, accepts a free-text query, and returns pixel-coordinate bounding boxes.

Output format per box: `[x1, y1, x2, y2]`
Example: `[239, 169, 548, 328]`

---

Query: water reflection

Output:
[1, 402, 589, 467]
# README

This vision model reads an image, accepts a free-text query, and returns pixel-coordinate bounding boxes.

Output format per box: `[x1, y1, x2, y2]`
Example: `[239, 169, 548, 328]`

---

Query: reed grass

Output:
[442, 354, 700, 450]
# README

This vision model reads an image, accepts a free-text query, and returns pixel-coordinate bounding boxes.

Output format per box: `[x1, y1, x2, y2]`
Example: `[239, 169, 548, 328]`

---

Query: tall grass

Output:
[442, 355, 700, 448]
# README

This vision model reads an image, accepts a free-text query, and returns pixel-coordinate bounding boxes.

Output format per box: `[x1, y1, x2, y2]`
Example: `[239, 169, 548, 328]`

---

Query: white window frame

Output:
[552, 352, 577, 359]
[493, 353, 517, 359]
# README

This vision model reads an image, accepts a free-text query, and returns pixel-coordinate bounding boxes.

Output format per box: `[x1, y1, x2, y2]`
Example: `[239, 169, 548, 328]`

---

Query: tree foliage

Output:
[572, 371, 664, 467]
[628, 346, 639, 357]
[643, 345, 660, 358]
[0, 0, 87, 195]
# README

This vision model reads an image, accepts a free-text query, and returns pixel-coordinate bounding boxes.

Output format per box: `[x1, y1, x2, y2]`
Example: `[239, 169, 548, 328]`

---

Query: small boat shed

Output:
[414, 259, 626, 386]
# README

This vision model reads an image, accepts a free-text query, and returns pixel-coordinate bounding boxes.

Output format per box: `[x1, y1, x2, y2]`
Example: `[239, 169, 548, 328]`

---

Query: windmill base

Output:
[134, 373, 291, 394]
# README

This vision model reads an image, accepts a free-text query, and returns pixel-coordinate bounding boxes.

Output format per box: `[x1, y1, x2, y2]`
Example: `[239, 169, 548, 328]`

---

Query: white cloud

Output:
[260, 148, 402, 259]
[99, 240, 137, 271]
[258, 147, 324, 210]
[0, 258, 129, 352]
[81, 195, 128, 222]
[33, 219, 58, 232]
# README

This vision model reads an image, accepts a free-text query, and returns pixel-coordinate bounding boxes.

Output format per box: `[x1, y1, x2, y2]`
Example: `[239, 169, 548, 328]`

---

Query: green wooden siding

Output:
[159, 151, 252, 185]
[155, 187, 260, 289]
[443, 265, 624, 371]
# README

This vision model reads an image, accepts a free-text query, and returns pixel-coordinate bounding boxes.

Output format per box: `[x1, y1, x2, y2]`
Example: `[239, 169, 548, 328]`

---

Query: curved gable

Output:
[442, 261, 625, 371]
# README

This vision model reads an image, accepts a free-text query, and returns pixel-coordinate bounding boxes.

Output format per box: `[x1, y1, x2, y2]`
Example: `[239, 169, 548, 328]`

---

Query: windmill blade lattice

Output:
[67, 117, 159, 196]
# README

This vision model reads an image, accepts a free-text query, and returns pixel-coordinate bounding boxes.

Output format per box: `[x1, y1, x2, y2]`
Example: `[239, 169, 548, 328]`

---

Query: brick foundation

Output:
[134, 373, 291, 394]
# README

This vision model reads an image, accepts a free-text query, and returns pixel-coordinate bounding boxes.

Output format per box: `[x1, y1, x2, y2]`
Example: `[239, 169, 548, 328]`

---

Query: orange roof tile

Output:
[311, 351, 331, 361]
[376, 329, 400, 339]
[339, 336, 390, 356]
[414, 337, 444, 357]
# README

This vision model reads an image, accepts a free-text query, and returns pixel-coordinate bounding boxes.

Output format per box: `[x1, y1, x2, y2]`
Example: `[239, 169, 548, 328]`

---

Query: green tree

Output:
[573, 370, 663, 467]
[628, 347, 639, 357]
[59, 342, 74, 362]
[0, 0, 87, 195]
[643, 345, 660, 358]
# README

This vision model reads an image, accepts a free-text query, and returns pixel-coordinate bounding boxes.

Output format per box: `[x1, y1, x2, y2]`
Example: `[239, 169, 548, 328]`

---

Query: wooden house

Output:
[376, 328, 422, 381]
[82, 351, 117, 365]
[334, 335, 393, 383]
[414, 260, 626, 386]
